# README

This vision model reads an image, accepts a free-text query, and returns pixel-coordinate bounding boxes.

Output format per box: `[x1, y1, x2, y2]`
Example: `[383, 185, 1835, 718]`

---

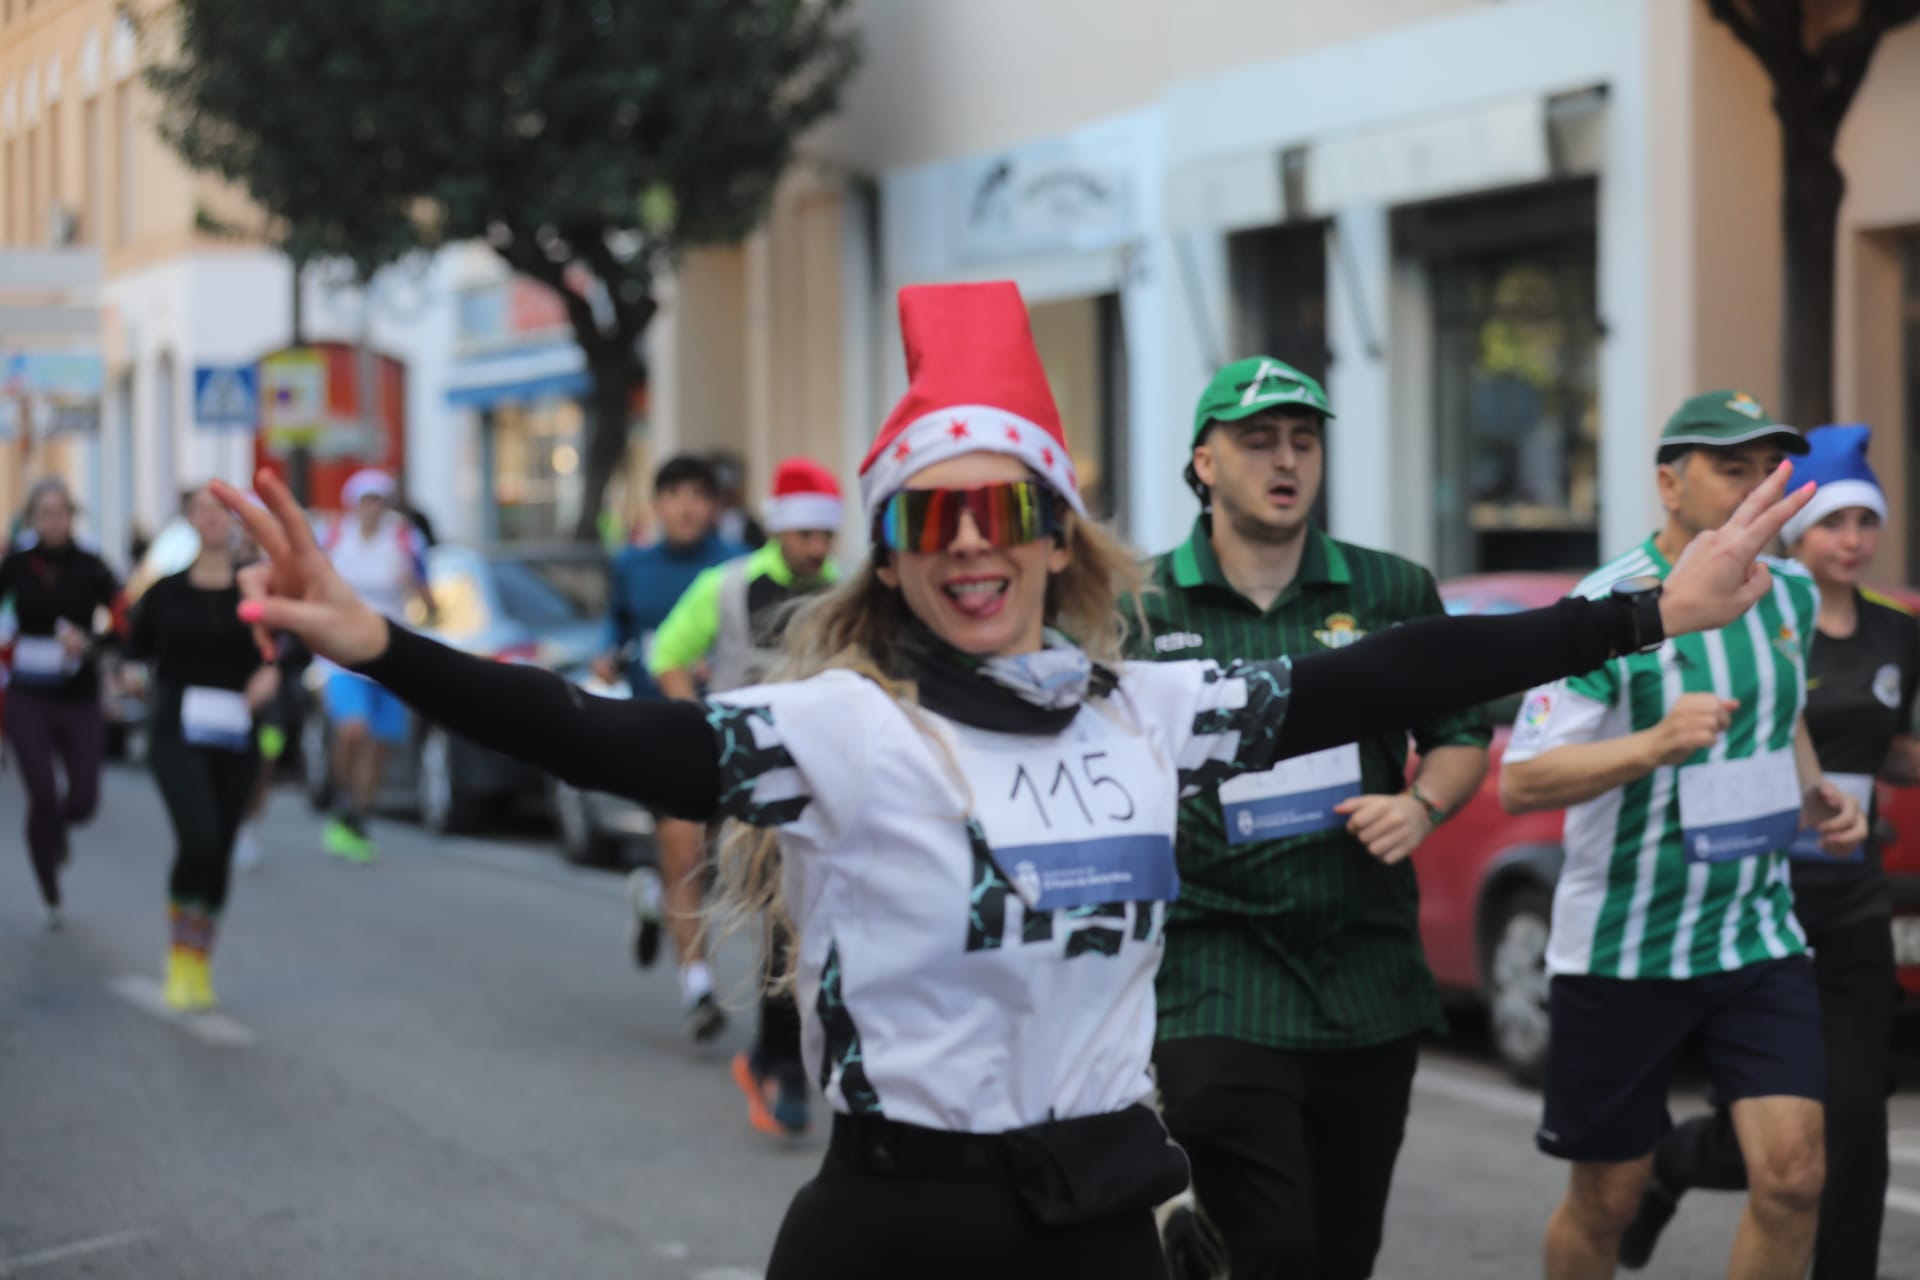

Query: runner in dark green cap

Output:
[1139, 356, 1491, 1280]
[1655, 389, 1812, 460]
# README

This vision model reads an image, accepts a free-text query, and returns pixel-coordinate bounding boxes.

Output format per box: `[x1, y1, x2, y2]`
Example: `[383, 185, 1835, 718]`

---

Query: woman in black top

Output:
[1624, 425, 1920, 1279]
[211, 281, 1812, 1280]
[128, 486, 281, 1011]
[0, 478, 127, 928]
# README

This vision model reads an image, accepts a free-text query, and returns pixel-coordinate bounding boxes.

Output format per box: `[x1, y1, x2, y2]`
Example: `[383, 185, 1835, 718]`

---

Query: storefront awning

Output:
[446, 342, 590, 409]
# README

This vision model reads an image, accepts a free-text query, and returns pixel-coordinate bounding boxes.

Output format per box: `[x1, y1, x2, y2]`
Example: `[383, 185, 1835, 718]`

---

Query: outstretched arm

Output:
[1277, 460, 1813, 761]
[1277, 595, 1634, 758]
[210, 474, 720, 819]
[358, 623, 719, 817]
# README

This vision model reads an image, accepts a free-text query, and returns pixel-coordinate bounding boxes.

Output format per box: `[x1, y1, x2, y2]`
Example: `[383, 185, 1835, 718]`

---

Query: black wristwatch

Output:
[1610, 575, 1666, 655]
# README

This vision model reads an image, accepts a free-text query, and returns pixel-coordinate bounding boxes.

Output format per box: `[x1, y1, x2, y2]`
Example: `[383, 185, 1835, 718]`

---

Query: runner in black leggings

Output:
[1620, 425, 1920, 1279]
[129, 486, 281, 1011]
[215, 281, 1812, 1280]
[0, 478, 127, 929]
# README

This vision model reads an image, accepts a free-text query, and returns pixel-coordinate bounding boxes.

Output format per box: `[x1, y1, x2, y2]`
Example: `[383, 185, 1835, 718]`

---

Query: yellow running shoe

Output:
[164, 948, 199, 1012]
[187, 954, 217, 1011]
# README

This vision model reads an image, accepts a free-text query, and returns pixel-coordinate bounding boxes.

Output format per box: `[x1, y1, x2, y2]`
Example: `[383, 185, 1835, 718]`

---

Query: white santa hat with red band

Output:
[858, 281, 1083, 527]
[764, 457, 845, 533]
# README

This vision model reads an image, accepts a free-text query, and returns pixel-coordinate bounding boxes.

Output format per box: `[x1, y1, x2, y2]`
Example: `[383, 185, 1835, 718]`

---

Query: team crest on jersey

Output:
[1874, 663, 1903, 710]
[1314, 613, 1365, 649]
[1773, 623, 1799, 658]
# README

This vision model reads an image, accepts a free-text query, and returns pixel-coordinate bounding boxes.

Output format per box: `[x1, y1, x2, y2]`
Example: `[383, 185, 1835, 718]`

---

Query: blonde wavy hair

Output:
[705, 512, 1148, 990]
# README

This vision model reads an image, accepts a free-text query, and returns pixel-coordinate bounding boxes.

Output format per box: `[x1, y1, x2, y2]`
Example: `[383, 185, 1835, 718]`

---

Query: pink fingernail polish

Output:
[238, 601, 265, 623]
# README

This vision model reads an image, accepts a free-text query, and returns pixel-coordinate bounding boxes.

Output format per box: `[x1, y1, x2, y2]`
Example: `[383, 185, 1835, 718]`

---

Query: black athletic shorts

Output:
[1536, 955, 1824, 1163]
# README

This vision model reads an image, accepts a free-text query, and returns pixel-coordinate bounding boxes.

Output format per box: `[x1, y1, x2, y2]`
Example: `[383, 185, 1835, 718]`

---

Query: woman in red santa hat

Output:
[211, 281, 1811, 1279]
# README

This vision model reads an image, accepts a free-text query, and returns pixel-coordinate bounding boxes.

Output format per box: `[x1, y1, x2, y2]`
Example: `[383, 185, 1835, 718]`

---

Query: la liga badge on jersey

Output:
[1511, 687, 1556, 753]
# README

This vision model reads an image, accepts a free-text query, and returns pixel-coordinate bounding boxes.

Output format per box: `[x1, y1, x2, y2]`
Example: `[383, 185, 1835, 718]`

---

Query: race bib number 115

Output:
[958, 737, 1179, 912]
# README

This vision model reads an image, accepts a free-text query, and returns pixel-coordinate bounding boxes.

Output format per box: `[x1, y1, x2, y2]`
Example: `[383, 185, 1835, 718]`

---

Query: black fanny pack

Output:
[828, 1105, 1190, 1227]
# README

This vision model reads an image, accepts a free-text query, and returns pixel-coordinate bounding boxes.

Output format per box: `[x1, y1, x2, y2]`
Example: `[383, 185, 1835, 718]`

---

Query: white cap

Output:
[342, 469, 397, 506]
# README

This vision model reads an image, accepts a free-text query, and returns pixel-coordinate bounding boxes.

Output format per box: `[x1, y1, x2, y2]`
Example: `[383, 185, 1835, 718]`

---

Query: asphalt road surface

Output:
[4, 765, 1919, 1279]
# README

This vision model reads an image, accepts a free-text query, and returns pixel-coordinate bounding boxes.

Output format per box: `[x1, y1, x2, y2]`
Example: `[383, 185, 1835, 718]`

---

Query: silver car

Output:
[302, 542, 612, 834]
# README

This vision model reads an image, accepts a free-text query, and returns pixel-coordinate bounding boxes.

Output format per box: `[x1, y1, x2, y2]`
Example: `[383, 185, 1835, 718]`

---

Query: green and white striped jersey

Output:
[1504, 535, 1817, 980]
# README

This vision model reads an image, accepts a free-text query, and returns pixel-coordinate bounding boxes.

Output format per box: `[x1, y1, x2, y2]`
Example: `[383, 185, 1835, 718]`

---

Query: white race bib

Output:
[10, 635, 76, 686]
[1788, 771, 1874, 863]
[1678, 749, 1802, 863]
[958, 735, 1178, 911]
[1215, 743, 1363, 846]
[181, 686, 253, 752]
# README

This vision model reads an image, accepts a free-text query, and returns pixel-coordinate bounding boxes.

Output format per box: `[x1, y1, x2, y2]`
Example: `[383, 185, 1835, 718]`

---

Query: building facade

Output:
[733, 0, 1920, 578]
[1, 0, 460, 562]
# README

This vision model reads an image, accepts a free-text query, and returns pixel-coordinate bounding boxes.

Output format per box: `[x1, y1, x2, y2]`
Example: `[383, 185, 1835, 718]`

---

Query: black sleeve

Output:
[126, 576, 164, 662]
[95, 554, 124, 608]
[355, 622, 721, 819]
[1277, 595, 1636, 759]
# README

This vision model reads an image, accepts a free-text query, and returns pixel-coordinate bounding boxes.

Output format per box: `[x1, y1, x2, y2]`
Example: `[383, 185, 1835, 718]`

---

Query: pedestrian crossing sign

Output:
[193, 364, 260, 432]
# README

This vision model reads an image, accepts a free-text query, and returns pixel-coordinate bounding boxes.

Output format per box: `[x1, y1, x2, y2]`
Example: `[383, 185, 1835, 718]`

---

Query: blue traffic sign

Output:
[193, 364, 260, 431]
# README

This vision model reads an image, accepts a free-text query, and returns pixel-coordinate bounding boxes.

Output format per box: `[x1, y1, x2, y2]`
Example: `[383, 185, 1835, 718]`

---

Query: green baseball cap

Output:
[1192, 357, 1334, 443]
[1659, 389, 1809, 456]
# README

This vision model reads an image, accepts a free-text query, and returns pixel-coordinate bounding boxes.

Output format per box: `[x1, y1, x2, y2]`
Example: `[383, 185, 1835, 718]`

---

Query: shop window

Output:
[488, 398, 586, 541]
[1404, 180, 1600, 575]
[1029, 293, 1127, 525]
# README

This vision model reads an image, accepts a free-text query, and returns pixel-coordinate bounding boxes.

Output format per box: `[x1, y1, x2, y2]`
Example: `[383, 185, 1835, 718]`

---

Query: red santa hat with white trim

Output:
[764, 457, 845, 533]
[858, 281, 1083, 528]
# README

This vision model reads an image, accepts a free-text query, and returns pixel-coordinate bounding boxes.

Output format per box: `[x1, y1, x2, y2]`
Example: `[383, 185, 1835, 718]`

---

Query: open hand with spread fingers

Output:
[1659, 462, 1815, 638]
[209, 472, 390, 669]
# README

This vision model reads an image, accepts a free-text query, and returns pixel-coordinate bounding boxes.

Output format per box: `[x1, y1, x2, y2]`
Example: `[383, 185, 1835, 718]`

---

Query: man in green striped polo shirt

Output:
[1501, 390, 1869, 1280]
[1137, 357, 1491, 1280]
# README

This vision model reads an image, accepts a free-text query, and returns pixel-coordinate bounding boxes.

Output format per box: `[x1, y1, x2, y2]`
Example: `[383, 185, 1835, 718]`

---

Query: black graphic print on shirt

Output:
[816, 941, 880, 1116]
[706, 701, 811, 828]
[1180, 659, 1295, 792]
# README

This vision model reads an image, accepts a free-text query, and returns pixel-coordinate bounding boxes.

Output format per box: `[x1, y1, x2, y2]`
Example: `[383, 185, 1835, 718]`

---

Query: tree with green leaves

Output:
[143, 0, 859, 537]
[1705, 0, 1919, 428]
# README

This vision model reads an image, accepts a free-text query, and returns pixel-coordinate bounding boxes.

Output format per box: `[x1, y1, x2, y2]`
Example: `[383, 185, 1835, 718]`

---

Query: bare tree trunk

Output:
[1778, 123, 1845, 430]
[287, 252, 312, 503]
[575, 346, 642, 543]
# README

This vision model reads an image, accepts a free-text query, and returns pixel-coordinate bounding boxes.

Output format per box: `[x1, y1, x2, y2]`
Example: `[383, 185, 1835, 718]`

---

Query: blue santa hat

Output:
[1782, 423, 1886, 547]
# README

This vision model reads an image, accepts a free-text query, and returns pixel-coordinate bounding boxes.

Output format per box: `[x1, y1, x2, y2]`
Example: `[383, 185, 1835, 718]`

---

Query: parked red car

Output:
[1418, 573, 1920, 1084]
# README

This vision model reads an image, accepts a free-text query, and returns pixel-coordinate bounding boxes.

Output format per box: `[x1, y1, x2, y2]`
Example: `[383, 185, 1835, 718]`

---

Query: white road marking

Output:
[108, 975, 256, 1047]
[1415, 1060, 1920, 1220]
[0, 1230, 145, 1275]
